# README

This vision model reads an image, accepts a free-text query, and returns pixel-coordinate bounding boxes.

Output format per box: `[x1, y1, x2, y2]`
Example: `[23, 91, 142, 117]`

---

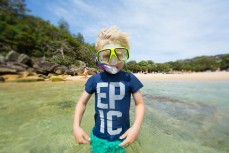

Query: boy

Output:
[73, 26, 144, 153]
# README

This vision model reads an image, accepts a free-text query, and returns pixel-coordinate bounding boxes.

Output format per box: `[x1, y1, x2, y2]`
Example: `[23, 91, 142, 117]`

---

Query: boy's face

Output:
[100, 44, 126, 73]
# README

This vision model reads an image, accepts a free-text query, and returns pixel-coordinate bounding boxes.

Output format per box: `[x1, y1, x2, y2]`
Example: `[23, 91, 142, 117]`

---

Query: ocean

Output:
[0, 80, 228, 153]
[139, 80, 229, 153]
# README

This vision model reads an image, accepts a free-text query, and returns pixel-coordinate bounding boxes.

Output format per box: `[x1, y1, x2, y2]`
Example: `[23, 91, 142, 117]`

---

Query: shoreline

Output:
[2, 71, 228, 82]
[134, 71, 229, 81]
[65, 71, 229, 81]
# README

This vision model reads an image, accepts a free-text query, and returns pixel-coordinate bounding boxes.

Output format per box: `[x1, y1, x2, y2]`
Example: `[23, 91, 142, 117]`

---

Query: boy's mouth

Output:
[104, 65, 118, 74]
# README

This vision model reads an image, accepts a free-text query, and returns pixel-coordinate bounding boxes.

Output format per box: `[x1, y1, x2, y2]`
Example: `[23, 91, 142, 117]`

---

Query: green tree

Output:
[138, 60, 148, 72]
[58, 18, 69, 32]
[155, 63, 170, 73]
[126, 60, 138, 73]
[74, 33, 85, 43]
[219, 54, 229, 70]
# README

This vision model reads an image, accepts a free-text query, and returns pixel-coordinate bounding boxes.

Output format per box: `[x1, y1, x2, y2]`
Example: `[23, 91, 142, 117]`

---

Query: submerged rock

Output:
[14, 76, 45, 82]
[51, 77, 65, 82]
[58, 101, 75, 109]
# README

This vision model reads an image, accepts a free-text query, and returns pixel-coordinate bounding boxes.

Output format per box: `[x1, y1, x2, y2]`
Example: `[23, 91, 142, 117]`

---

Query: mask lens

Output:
[98, 49, 110, 63]
[115, 48, 129, 60]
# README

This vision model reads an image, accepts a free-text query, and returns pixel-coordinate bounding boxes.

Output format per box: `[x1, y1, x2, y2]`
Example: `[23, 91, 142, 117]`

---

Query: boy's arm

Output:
[73, 90, 92, 144]
[119, 90, 144, 147]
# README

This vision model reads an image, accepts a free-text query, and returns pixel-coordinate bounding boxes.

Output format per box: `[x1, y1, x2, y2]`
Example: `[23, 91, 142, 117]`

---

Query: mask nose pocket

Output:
[109, 55, 118, 65]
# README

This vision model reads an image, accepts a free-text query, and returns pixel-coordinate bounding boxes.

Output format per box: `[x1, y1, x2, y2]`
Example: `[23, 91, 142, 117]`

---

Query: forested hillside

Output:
[0, 0, 96, 67]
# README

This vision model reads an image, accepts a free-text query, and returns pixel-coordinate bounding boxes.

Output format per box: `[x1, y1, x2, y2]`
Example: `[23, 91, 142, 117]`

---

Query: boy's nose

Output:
[109, 55, 118, 65]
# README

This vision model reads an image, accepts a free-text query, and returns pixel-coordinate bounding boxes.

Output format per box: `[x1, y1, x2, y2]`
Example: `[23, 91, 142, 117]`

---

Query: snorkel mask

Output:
[95, 44, 129, 74]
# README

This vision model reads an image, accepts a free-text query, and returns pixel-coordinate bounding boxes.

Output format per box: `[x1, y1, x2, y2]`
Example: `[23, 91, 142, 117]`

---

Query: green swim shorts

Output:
[90, 133, 125, 153]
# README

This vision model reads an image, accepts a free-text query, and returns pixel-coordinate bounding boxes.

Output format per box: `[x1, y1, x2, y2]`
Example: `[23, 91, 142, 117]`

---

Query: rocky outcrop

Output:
[53, 66, 68, 75]
[0, 66, 17, 74]
[0, 51, 98, 82]
[5, 50, 20, 62]
[87, 68, 97, 75]
[17, 53, 31, 65]
[0, 55, 5, 64]
[33, 60, 59, 75]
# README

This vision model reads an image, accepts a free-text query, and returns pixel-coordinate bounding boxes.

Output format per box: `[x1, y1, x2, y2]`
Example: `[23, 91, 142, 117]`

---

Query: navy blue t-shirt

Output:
[85, 70, 143, 141]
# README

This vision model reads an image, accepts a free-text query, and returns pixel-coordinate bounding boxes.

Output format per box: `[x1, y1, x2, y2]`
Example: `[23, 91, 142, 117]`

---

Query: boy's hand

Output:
[73, 127, 90, 144]
[119, 126, 139, 147]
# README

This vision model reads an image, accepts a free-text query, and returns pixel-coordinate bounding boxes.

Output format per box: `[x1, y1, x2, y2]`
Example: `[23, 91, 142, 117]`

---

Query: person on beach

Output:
[83, 67, 88, 80]
[73, 26, 145, 153]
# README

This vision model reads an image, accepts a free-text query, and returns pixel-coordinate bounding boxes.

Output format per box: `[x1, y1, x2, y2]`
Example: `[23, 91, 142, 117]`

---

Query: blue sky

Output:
[26, 0, 229, 63]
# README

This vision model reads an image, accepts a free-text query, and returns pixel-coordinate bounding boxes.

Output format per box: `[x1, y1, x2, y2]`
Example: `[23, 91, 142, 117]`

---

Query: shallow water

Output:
[0, 81, 93, 153]
[139, 80, 229, 153]
[0, 80, 228, 153]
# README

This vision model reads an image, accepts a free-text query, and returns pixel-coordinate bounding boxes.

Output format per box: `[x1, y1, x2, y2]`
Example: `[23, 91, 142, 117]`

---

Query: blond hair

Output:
[95, 25, 129, 51]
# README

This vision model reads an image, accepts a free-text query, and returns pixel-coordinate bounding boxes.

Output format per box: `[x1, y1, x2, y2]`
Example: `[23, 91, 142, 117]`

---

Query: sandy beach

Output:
[134, 71, 229, 81]
[65, 71, 229, 81]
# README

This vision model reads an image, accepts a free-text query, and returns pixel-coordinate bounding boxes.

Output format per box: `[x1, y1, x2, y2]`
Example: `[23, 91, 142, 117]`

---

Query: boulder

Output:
[75, 67, 84, 75]
[0, 66, 17, 74]
[75, 60, 86, 68]
[6, 50, 20, 62]
[6, 62, 27, 72]
[33, 61, 59, 74]
[37, 74, 48, 79]
[68, 65, 81, 76]
[65, 69, 75, 76]
[47, 73, 57, 78]
[19, 71, 36, 78]
[0, 55, 5, 64]
[68, 64, 78, 71]
[87, 68, 97, 75]
[17, 53, 31, 64]
[54, 66, 67, 75]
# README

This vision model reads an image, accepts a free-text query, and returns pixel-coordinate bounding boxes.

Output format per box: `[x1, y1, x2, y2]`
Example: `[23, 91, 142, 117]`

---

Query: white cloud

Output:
[27, 0, 229, 62]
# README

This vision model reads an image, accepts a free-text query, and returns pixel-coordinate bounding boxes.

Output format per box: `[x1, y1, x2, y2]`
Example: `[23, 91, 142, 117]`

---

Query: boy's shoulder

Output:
[88, 72, 104, 81]
[121, 71, 137, 78]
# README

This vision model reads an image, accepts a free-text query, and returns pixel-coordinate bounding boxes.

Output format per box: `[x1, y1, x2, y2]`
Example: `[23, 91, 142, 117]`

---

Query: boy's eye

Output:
[115, 49, 126, 60]
[116, 53, 123, 59]
[99, 49, 110, 61]
[102, 54, 110, 59]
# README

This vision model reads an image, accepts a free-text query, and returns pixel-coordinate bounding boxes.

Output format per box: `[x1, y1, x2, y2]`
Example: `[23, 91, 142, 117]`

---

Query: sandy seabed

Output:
[65, 71, 229, 81]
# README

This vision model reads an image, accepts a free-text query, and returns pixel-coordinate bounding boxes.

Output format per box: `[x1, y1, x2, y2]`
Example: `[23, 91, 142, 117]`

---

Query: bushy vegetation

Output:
[126, 54, 229, 73]
[0, 0, 96, 67]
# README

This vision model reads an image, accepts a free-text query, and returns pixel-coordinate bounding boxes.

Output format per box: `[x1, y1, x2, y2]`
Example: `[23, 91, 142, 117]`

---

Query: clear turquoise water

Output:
[139, 80, 229, 153]
[0, 80, 228, 153]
